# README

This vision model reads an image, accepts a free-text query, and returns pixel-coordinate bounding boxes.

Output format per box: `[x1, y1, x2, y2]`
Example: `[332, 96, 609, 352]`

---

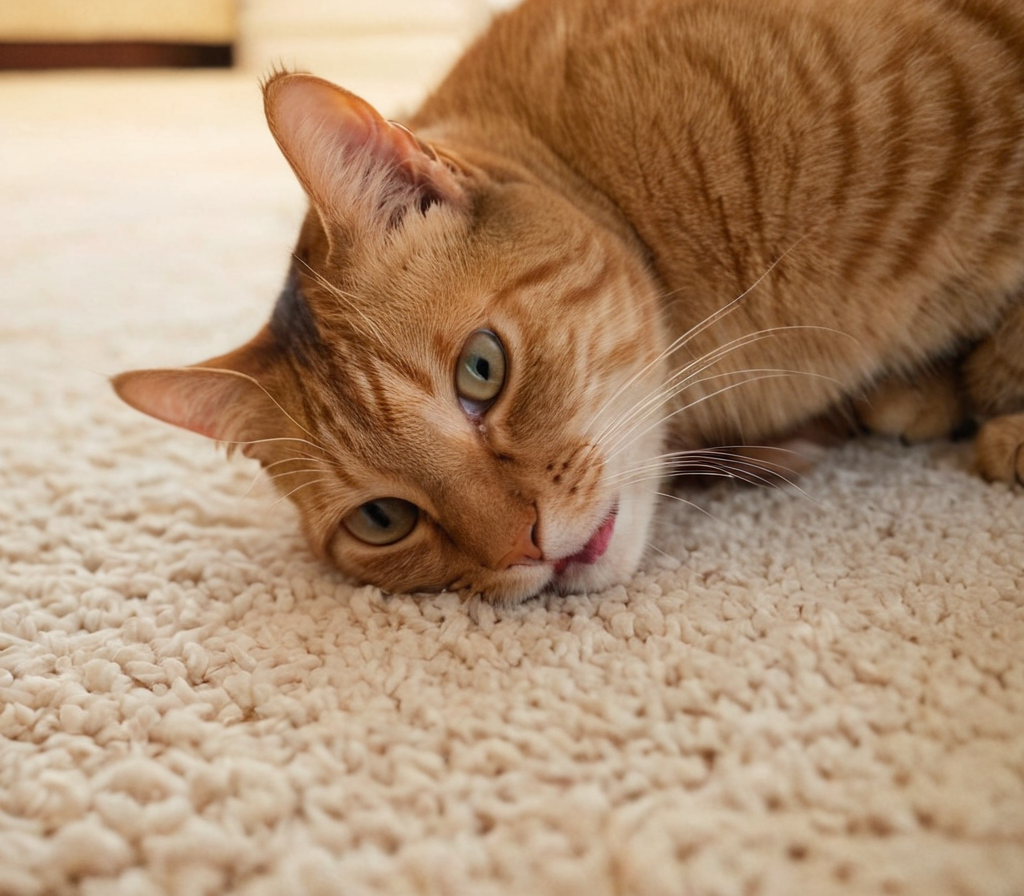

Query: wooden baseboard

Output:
[0, 42, 233, 69]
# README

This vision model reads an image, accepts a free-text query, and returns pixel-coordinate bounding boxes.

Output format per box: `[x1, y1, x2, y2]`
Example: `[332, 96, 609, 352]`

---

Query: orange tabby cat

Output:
[114, 0, 1024, 604]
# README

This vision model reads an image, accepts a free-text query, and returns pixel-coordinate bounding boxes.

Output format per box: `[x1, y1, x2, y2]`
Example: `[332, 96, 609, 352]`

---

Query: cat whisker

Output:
[657, 446, 819, 499]
[583, 296, 745, 439]
[594, 324, 850, 453]
[607, 444, 811, 483]
[240, 453, 338, 503]
[611, 460, 784, 492]
[602, 359, 846, 460]
[240, 470, 269, 502]
[238, 453, 330, 500]
[643, 540, 678, 563]
[611, 442, 804, 469]
[603, 366, 844, 462]
[681, 456, 802, 491]
[591, 324, 825, 450]
[267, 468, 333, 482]
[583, 234, 811, 437]
[605, 446, 727, 477]
[606, 437, 816, 548]
[294, 256, 390, 345]
[221, 435, 327, 452]
[238, 465, 330, 501]
[648, 488, 721, 520]
[262, 454, 333, 473]
[214, 383, 329, 455]
[270, 478, 333, 510]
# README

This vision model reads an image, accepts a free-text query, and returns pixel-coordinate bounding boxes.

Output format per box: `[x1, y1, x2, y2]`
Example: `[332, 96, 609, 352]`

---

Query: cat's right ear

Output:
[262, 72, 466, 232]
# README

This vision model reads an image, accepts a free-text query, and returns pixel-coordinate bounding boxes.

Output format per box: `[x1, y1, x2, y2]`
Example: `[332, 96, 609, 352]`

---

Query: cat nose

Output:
[495, 509, 542, 569]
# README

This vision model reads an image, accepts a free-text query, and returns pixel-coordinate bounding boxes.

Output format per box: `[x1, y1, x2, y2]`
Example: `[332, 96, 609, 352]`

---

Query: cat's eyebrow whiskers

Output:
[211, 379, 330, 455]
[261, 453, 331, 471]
[294, 256, 390, 345]
[270, 478, 333, 510]
[267, 467, 333, 482]
[239, 454, 332, 499]
[222, 435, 329, 456]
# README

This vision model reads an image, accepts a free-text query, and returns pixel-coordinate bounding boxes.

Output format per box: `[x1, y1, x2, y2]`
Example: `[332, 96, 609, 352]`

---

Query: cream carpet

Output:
[2, 71, 1023, 896]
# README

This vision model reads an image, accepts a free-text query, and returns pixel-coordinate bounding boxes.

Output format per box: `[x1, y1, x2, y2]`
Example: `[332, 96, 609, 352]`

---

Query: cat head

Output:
[113, 72, 667, 604]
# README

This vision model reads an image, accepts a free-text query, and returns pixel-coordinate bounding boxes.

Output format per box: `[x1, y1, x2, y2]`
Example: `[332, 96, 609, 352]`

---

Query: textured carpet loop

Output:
[1, 72, 1023, 895]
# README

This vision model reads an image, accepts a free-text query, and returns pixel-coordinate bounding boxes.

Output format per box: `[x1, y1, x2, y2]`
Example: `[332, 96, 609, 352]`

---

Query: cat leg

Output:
[853, 363, 969, 443]
[964, 298, 1024, 484]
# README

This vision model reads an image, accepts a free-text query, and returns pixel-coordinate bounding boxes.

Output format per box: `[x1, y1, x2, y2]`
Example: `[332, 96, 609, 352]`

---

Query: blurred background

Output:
[0, 1, 525, 379]
[0, 0, 520, 98]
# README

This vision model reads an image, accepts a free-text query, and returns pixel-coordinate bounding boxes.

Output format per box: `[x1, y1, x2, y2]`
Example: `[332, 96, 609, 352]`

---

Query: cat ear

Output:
[112, 336, 293, 457]
[263, 72, 465, 227]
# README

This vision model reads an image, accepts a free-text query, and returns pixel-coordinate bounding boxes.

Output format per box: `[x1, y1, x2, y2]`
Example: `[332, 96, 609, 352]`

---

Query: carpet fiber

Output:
[2, 71, 1023, 896]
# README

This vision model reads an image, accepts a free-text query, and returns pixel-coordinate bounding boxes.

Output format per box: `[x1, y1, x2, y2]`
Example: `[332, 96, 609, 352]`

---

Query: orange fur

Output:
[115, 0, 1024, 603]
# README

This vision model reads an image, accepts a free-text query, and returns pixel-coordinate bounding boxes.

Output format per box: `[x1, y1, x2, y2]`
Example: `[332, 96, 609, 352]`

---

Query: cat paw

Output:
[855, 368, 966, 444]
[975, 413, 1024, 485]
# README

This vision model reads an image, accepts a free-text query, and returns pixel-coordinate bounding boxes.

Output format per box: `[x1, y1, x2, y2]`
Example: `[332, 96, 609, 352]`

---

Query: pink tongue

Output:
[554, 511, 617, 575]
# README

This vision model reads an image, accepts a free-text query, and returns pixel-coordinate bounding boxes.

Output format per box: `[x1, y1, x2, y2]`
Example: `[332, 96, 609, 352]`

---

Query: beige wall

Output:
[237, 0, 500, 100]
[0, 0, 517, 110]
[0, 0, 236, 42]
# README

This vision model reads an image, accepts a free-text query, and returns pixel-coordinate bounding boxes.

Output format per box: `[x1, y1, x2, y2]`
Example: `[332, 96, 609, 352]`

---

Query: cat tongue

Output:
[553, 509, 617, 575]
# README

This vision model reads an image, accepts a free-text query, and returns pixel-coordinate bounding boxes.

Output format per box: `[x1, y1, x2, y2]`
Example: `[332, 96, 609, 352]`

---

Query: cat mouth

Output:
[552, 504, 618, 575]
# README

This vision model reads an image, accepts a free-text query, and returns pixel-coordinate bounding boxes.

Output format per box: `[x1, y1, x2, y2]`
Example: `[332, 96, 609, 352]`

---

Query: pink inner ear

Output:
[263, 72, 464, 214]
[111, 369, 257, 443]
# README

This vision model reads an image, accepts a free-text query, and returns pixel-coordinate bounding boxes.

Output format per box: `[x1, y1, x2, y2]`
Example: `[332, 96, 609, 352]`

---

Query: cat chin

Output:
[549, 487, 656, 597]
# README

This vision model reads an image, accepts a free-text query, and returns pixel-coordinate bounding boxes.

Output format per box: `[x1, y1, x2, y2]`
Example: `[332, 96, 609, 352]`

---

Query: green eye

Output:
[456, 329, 506, 412]
[343, 498, 419, 546]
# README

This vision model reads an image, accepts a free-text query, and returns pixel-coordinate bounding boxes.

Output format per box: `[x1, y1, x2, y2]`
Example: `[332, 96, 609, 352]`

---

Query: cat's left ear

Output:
[263, 72, 466, 230]
[111, 330, 297, 459]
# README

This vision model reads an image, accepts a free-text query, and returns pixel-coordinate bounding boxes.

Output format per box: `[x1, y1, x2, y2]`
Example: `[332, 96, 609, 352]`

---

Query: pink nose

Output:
[496, 511, 542, 569]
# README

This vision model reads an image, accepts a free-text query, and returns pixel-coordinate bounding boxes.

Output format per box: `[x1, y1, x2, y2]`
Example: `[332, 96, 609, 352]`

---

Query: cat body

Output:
[115, 0, 1024, 604]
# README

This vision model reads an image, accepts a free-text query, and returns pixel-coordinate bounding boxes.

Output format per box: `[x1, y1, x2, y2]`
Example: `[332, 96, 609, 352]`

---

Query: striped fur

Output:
[115, 0, 1024, 604]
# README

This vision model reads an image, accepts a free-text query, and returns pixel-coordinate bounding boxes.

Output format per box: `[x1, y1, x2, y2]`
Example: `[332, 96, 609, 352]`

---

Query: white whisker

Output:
[267, 467, 331, 481]
[584, 234, 811, 439]
[223, 436, 326, 452]
[295, 256, 389, 345]
[262, 455, 331, 473]
[596, 324, 849, 455]
[644, 541, 676, 562]
[608, 445, 809, 485]
[604, 367, 842, 462]
[271, 478, 332, 510]
[648, 489, 720, 520]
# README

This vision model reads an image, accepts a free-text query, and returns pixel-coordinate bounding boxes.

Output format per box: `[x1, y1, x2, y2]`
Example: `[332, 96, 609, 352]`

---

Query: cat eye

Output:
[342, 498, 419, 546]
[456, 329, 506, 413]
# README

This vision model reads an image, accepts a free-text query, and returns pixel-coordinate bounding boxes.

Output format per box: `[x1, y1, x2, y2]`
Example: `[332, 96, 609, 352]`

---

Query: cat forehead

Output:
[295, 265, 497, 359]
[309, 171, 609, 293]
[297, 243, 597, 343]
[273, 273, 485, 414]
